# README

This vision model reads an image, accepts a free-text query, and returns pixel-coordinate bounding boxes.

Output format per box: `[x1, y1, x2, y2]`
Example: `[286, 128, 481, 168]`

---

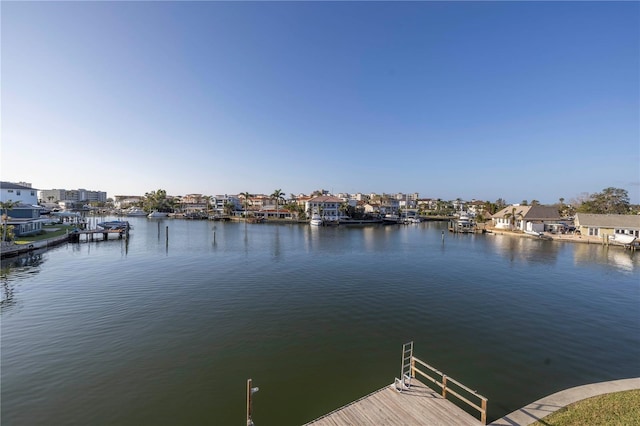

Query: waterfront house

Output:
[305, 195, 343, 221]
[4, 211, 43, 236]
[575, 213, 640, 238]
[113, 195, 145, 209]
[1, 181, 38, 205]
[492, 205, 562, 232]
[1, 182, 43, 237]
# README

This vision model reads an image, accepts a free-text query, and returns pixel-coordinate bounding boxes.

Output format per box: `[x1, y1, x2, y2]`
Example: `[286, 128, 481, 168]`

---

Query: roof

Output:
[575, 213, 640, 229]
[0, 181, 38, 190]
[492, 205, 562, 221]
[307, 196, 344, 203]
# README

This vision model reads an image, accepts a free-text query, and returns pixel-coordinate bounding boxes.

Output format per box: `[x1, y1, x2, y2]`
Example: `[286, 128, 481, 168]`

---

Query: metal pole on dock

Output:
[246, 378, 259, 426]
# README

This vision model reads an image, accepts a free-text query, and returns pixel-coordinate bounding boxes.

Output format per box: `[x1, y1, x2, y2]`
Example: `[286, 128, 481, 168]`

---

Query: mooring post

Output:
[166, 226, 169, 246]
[246, 378, 259, 426]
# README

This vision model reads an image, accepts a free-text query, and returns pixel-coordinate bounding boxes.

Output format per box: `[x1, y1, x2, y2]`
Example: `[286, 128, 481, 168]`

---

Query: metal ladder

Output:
[395, 341, 413, 392]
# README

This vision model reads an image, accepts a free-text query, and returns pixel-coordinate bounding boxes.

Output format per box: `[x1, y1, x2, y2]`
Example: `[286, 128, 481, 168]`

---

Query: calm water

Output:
[2, 218, 639, 425]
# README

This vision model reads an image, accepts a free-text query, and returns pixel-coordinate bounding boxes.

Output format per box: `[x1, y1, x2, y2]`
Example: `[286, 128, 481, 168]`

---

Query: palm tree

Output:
[1, 200, 19, 243]
[223, 201, 235, 216]
[504, 207, 524, 231]
[240, 192, 252, 218]
[270, 189, 285, 220]
[203, 195, 212, 216]
[339, 202, 350, 219]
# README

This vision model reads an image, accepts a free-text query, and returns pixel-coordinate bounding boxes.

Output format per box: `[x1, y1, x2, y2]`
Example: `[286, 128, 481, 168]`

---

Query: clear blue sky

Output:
[2, 1, 639, 204]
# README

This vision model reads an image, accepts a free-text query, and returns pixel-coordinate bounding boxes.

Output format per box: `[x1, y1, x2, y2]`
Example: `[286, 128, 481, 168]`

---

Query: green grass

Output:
[531, 389, 640, 426]
[14, 225, 75, 244]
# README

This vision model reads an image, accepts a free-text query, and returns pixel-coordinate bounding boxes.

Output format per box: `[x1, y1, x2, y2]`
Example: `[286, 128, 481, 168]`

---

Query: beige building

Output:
[575, 213, 640, 238]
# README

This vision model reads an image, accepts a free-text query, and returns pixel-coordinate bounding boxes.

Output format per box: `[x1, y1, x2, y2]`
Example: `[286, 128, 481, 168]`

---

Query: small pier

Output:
[68, 227, 129, 243]
[248, 342, 488, 426]
[305, 378, 482, 425]
[303, 342, 487, 425]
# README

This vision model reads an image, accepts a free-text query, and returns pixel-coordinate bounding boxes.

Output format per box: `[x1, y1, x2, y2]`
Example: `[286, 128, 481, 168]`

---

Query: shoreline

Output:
[489, 377, 640, 426]
[2, 221, 635, 259]
[0, 233, 70, 259]
[485, 226, 634, 248]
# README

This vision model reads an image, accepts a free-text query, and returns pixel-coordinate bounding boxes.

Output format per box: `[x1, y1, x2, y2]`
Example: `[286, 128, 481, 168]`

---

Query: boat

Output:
[127, 208, 147, 217]
[524, 230, 544, 237]
[310, 213, 323, 226]
[448, 214, 475, 233]
[97, 220, 130, 230]
[611, 234, 637, 245]
[148, 211, 169, 219]
[383, 214, 400, 224]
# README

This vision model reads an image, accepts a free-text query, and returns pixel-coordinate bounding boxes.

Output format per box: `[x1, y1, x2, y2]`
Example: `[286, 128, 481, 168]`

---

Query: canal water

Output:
[2, 218, 639, 425]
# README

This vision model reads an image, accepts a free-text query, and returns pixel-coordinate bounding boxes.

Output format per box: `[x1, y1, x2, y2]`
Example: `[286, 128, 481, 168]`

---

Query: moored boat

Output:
[383, 214, 400, 224]
[97, 220, 130, 230]
[611, 234, 637, 245]
[127, 208, 147, 217]
[310, 214, 323, 226]
[148, 211, 169, 219]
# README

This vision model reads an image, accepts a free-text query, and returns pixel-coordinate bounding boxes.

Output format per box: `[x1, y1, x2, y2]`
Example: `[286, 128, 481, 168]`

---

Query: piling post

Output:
[442, 375, 448, 398]
[246, 379, 259, 426]
[166, 226, 169, 246]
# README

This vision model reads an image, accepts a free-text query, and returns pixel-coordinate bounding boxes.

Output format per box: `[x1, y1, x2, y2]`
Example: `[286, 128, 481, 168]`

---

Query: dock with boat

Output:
[68, 221, 130, 243]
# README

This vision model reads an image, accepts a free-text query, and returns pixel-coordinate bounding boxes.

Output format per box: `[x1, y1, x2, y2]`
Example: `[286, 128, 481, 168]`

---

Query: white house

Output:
[1, 181, 39, 205]
[492, 205, 562, 232]
[305, 195, 344, 220]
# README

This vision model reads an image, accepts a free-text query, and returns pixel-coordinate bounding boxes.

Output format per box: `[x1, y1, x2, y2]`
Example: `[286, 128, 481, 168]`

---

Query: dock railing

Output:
[410, 356, 488, 425]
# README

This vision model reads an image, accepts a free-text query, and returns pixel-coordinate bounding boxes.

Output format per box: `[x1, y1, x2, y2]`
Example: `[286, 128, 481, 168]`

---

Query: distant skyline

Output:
[2, 1, 639, 204]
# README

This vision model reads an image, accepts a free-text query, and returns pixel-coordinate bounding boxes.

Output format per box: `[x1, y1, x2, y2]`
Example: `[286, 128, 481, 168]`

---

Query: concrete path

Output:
[489, 378, 640, 426]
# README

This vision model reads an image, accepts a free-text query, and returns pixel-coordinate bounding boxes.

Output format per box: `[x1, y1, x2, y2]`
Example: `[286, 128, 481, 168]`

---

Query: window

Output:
[17, 190, 21, 195]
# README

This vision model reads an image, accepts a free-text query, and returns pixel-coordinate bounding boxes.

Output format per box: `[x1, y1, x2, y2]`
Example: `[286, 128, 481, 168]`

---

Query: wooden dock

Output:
[304, 379, 482, 426]
[68, 228, 128, 243]
[299, 342, 487, 426]
[245, 343, 486, 426]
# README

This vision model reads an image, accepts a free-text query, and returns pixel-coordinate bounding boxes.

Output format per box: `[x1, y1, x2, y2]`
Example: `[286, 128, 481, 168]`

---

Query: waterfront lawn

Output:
[531, 389, 640, 426]
[14, 225, 75, 244]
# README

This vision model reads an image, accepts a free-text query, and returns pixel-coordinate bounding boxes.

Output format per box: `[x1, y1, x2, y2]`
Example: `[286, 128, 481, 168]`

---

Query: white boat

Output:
[310, 214, 323, 226]
[611, 234, 637, 245]
[127, 208, 147, 217]
[524, 230, 544, 237]
[148, 211, 169, 218]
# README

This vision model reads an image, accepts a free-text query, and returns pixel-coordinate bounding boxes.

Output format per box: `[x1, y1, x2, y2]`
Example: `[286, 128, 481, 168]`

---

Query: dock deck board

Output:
[305, 379, 482, 426]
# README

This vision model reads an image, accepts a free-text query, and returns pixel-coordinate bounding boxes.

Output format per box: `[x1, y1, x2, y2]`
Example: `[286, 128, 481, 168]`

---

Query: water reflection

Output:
[1, 252, 45, 310]
[272, 227, 281, 260]
[573, 243, 639, 273]
[490, 234, 560, 265]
